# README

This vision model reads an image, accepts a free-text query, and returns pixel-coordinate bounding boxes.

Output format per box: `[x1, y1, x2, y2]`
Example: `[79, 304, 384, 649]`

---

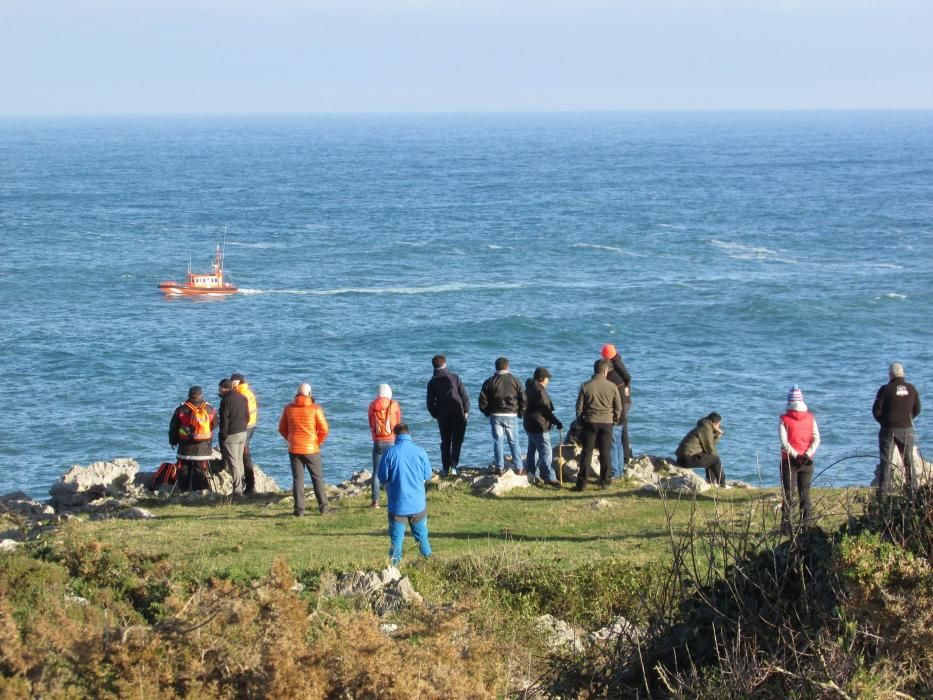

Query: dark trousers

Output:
[577, 421, 614, 487]
[437, 413, 467, 473]
[780, 458, 813, 528]
[177, 459, 212, 491]
[289, 452, 329, 514]
[242, 426, 256, 493]
[878, 427, 920, 492]
[678, 453, 725, 486]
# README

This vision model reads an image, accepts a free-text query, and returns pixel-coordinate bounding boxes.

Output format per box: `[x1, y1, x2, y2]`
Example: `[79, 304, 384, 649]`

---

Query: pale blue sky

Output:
[2, 0, 931, 115]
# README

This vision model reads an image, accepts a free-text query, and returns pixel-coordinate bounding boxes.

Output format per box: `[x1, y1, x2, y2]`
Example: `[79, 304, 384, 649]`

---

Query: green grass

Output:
[84, 479, 860, 582]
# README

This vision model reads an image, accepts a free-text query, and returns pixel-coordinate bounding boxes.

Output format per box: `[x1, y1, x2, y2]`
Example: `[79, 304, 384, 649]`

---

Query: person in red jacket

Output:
[278, 383, 331, 516]
[368, 383, 402, 508]
[779, 385, 821, 534]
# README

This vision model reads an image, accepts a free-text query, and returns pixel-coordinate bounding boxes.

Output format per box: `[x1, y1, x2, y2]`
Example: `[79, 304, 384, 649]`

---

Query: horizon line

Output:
[1, 107, 932, 120]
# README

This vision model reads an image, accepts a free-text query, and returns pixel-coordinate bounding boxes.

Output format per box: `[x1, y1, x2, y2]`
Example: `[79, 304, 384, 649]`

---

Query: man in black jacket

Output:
[479, 357, 526, 475]
[218, 378, 250, 496]
[872, 362, 923, 492]
[601, 343, 633, 476]
[426, 355, 470, 477]
[523, 367, 563, 484]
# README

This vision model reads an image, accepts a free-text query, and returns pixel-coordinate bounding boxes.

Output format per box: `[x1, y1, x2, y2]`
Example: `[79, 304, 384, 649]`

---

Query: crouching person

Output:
[377, 424, 433, 566]
[279, 383, 332, 516]
[169, 386, 217, 491]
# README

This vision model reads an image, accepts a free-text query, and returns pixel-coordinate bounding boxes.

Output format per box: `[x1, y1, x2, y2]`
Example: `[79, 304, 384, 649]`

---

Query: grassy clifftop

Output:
[2, 481, 930, 698]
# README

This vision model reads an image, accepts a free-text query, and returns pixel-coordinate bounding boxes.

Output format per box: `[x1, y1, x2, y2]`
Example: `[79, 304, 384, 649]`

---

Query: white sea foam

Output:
[236, 282, 527, 297]
[708, 239, 797, 264]
[572, 243, 627, 256]
[398, 240, 430, 247]
[487, 244, 512, 250]
[875, 263, 903, 270]
[227, 242, 284, 249]
[878, 293, 907, 300]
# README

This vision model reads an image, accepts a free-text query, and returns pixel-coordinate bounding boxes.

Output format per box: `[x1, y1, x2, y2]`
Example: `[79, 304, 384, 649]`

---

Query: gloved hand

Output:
[795, 454, 813, 468]
[554, 419, 563, 430]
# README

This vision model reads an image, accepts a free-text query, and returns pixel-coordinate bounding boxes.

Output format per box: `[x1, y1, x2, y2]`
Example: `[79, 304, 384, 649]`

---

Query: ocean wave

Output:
[708, 239, 798, 264]
[227, 242, 284, 249]
[487, 244, 512, 250]
[875, 263, 903, 270]
[877, 293, 907, 300]
[236, 282, 528, 297]
[572, 243, 627, 256]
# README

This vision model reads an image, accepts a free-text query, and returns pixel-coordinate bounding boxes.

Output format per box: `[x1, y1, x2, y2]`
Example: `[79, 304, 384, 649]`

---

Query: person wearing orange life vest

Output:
[779, 385, 821, 534]
[231, 372, 258, 494]
[278, 383, 332, 516]
[368, 384, 402, 508]
[168, 386, 218, 491]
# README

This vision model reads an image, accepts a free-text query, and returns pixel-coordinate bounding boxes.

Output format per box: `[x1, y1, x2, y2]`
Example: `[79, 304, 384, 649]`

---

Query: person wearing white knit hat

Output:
[368, 384, 402, 508]
[779, 384, 821, 534]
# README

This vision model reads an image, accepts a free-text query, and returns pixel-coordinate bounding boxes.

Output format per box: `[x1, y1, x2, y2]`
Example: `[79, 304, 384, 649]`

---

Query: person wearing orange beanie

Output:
[601, 343, 633, 474]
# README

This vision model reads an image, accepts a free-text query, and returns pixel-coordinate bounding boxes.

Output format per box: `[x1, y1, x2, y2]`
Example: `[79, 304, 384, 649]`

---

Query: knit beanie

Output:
[786, 385, 807, 411]
[377, 383, 392, 399]
[601, 343, 617, 360]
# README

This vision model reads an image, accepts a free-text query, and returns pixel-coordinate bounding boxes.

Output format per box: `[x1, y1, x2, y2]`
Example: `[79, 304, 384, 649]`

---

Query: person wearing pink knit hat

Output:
[601, 343, 633, 474]
[779, 384, 820, 534]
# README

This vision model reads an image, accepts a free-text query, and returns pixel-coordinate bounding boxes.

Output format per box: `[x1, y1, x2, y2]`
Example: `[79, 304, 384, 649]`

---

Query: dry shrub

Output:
[2, 543, 511, 699]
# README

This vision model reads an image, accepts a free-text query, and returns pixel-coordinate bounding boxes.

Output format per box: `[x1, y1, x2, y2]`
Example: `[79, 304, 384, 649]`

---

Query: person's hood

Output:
[377, 383, 392, 399]
[294, 394, 313, 407]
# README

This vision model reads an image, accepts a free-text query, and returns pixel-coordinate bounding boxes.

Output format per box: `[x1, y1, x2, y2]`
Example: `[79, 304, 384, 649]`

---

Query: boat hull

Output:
[158, 282, 238, 296]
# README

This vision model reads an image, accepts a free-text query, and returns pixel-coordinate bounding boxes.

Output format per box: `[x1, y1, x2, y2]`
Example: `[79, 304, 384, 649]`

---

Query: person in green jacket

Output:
[675, 412, 726, 486]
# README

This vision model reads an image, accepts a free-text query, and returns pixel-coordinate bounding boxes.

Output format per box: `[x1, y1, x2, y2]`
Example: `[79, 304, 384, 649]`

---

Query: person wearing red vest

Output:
[231, 373, 258, 494]
[779, 385, 821, 534]
[278, 383, 331, 516]
[168, 385, 218, 491]
[368, 384, 402, 508]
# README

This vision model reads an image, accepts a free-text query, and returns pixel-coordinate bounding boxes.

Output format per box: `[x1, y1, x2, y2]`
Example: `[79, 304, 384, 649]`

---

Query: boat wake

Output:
[237, 282, 528, 297]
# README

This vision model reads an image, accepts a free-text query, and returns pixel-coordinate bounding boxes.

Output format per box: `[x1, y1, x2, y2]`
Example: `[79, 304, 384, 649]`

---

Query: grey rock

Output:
[118, 507, 155, 520]
[0, 491, 55, 517]
[589, 615, 638, 645]
[0, 529, 24, 542]
[50, 458, 140, 508]
[535, 614, 584, 654]
[590, 498, 613, 510]
[0, 539, 22, 553]
[379, 623, 400, 637]
[472, 470, 532, 497]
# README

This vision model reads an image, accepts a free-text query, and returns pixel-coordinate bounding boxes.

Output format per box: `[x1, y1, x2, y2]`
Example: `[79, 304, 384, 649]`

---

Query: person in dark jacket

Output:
[426, 355, 470, 477]
[573, 360, 623, 491]
[218, 378, 249, 496]
[479, 357, 526, 475]
[872, 362, 922, 492]
[601, 344, 633, 476]
[676, 412, 726, 486]
[168, 386, 218, 491]
[522, 367, 563, 484]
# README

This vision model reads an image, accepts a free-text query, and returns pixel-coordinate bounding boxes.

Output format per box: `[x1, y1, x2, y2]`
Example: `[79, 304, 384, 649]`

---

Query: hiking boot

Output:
[572, 484, 585, 492]
[370, 500, 380, 509]
[516, 469, 528, 476]
[320, 507, 334, 516]
[491, 467, 503, 476]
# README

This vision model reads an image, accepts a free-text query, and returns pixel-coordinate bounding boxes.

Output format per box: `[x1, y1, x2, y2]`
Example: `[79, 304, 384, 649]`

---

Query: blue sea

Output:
[1, 112, 931, 499]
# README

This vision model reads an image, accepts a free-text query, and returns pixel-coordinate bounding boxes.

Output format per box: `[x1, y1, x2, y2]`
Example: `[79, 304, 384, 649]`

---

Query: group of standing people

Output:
[167, 355, 923, 563]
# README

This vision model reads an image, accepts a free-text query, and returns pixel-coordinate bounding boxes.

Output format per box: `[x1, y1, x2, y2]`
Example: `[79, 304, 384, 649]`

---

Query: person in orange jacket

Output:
[368, 383, 402, 508]
[278, 383, 331, 515]
[231, 372, 258, 494]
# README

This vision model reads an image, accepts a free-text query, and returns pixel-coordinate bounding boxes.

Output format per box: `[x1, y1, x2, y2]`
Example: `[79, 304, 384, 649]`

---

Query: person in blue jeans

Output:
[522, 367, 563, 484]
[478, 356, 526, 474]
[377, 423, 433, 566]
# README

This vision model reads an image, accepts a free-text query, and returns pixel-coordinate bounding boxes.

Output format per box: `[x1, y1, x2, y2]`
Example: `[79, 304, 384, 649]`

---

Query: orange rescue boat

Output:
[158, 245, 238, 296]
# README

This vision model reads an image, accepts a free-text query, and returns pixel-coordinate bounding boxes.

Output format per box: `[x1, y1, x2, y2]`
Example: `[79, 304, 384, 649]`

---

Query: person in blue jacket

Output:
[377, 423, 434, 566]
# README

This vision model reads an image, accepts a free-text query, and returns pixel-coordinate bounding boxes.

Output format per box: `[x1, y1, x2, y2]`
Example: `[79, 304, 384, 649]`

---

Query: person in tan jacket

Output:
[573, 360, 623, 491]
[278, 383, 331, 515]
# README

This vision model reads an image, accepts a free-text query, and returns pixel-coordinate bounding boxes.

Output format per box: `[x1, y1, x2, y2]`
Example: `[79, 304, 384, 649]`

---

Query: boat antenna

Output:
[221, 225, 227, 271]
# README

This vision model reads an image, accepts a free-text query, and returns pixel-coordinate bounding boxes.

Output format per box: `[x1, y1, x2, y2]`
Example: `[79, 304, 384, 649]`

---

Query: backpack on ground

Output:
[152, 461, 179, 490]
